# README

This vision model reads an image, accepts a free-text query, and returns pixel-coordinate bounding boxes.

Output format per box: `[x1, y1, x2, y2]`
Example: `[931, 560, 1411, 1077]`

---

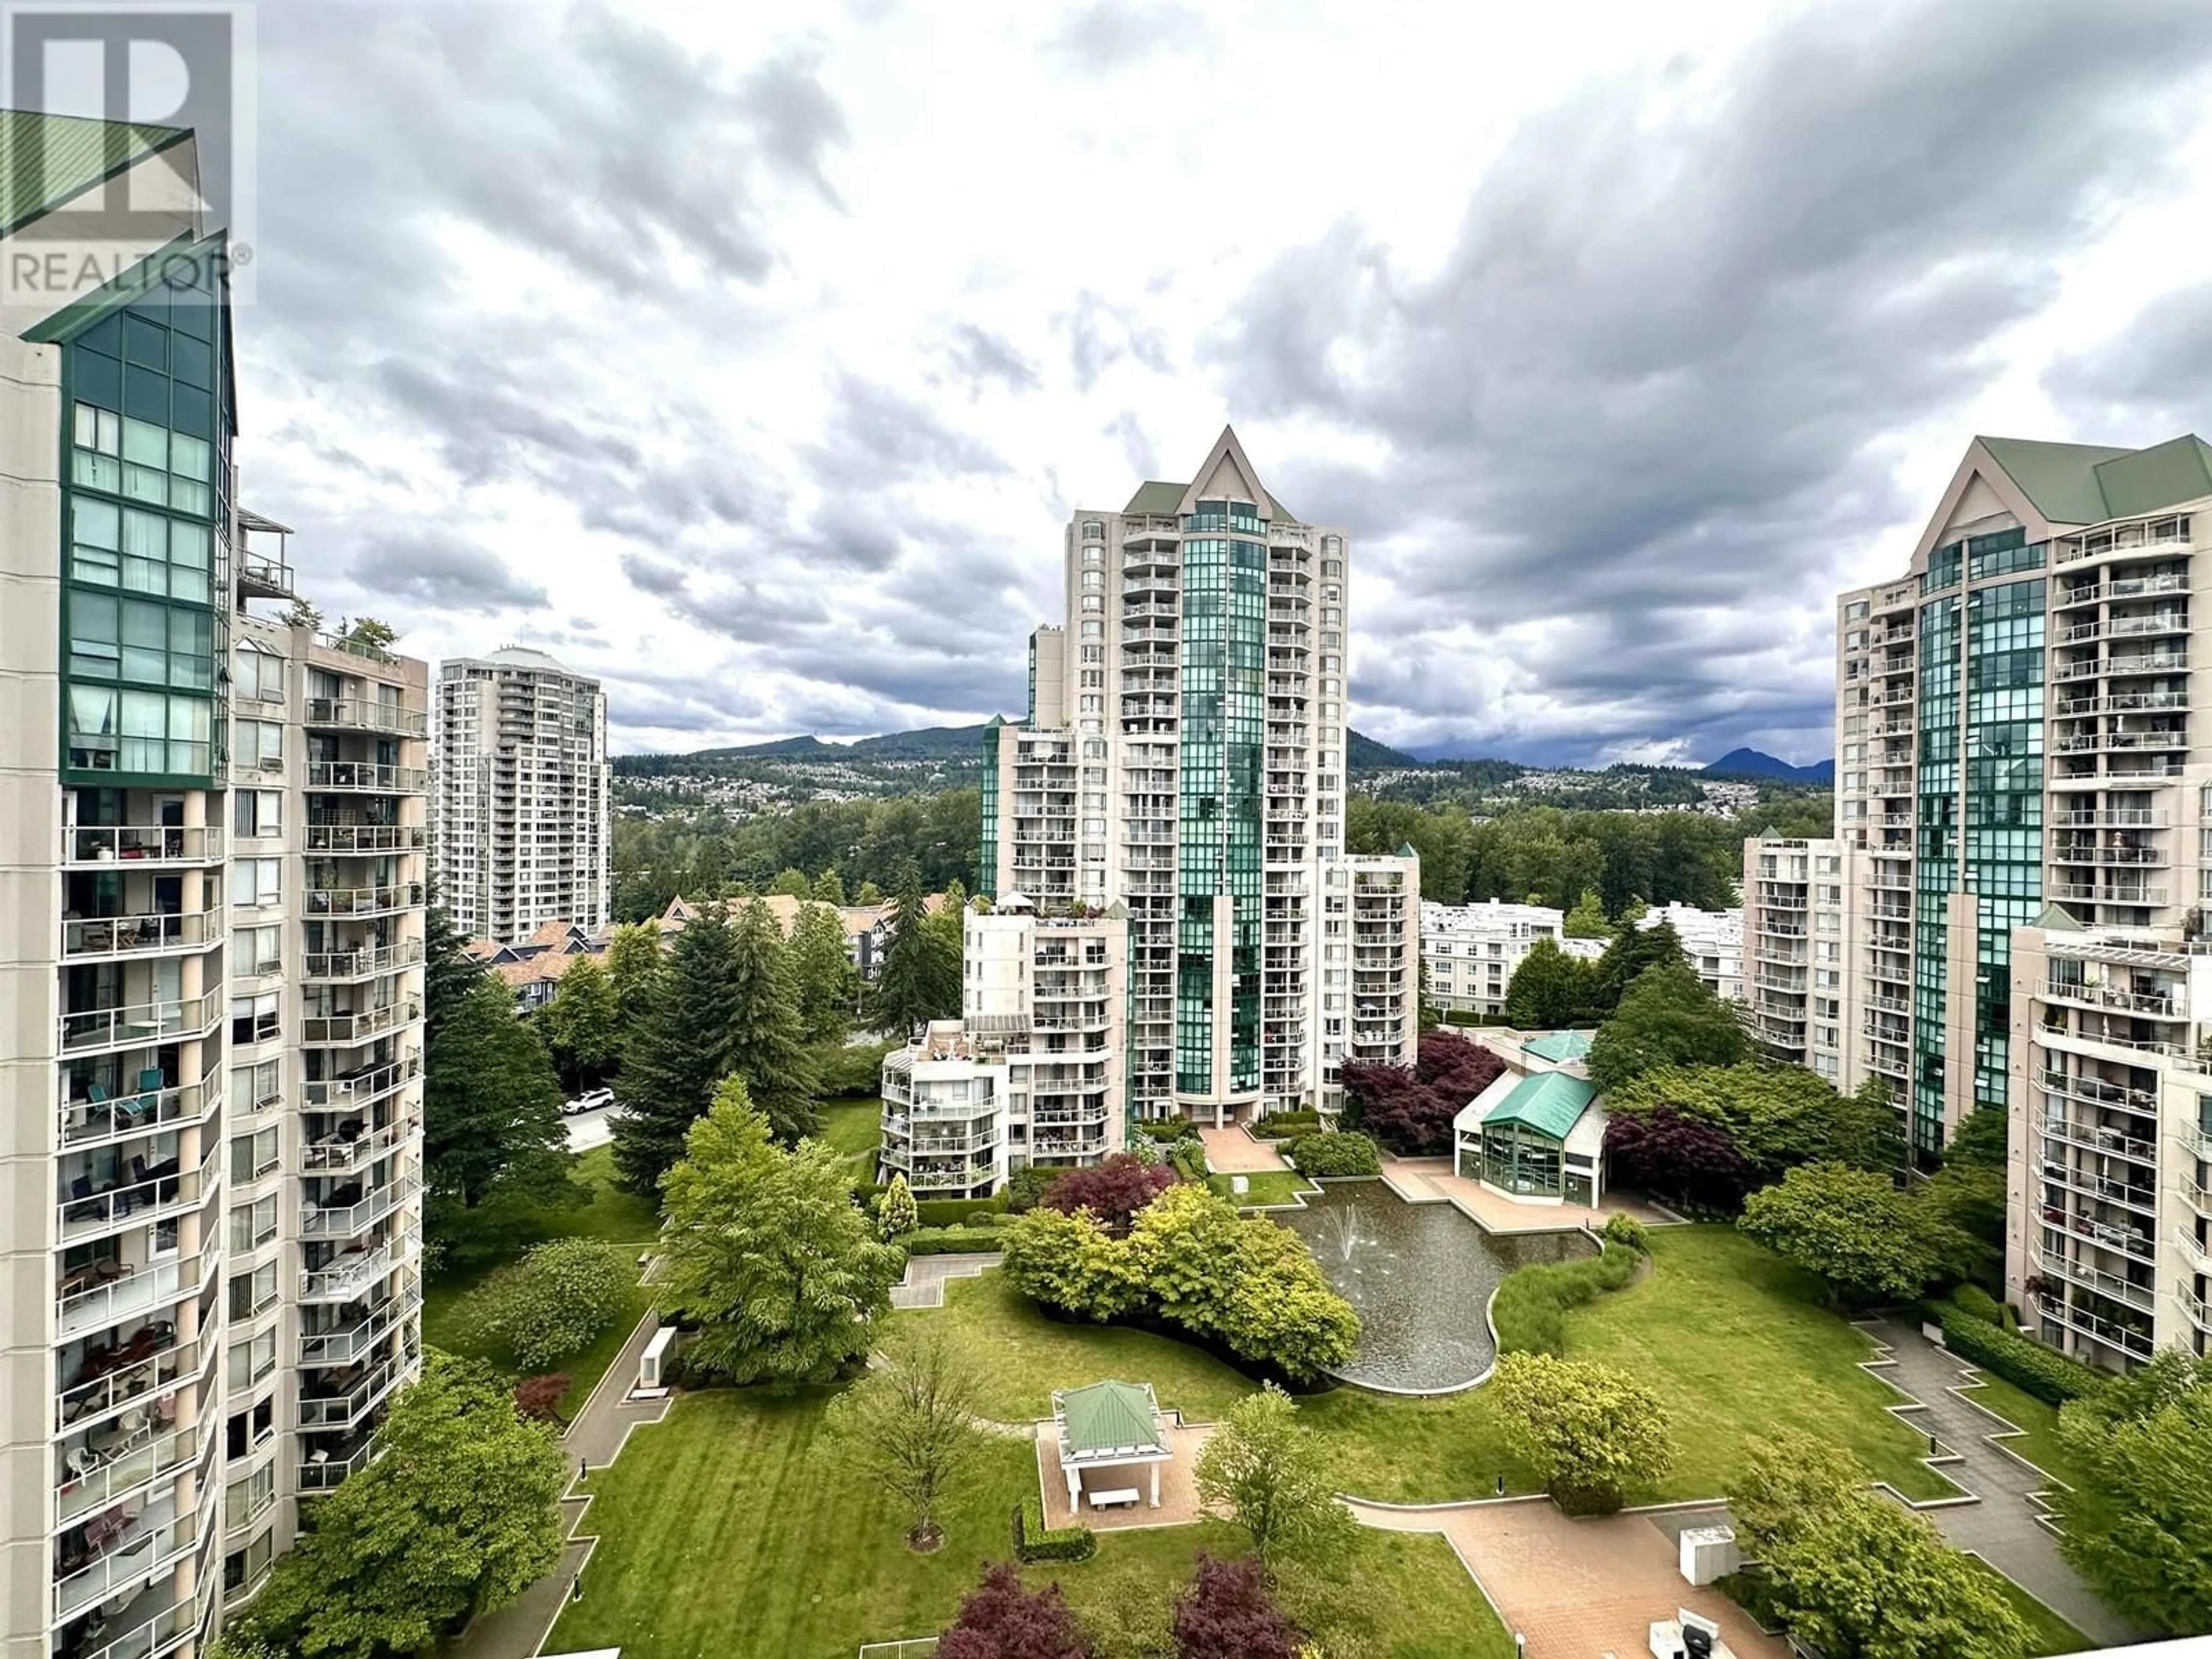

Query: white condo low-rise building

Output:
[1636, 903, 1745, 1005]
[1420, 900, 1604, 1019]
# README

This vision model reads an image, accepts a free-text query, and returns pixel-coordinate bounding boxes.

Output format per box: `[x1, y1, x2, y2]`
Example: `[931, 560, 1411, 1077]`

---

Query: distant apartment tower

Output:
[878, 898, 1128, 1198]
[1741, 834, 1857, 1084]
[973, 427, 1418, 1123]
[433, 648, 611, 942]
[0, 113, 429, 1657]
[1740, 434, 2212, 1371]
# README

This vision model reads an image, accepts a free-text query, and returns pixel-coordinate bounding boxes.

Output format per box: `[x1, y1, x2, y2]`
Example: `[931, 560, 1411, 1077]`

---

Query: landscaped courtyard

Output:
[532, 1220, 2018, 1659]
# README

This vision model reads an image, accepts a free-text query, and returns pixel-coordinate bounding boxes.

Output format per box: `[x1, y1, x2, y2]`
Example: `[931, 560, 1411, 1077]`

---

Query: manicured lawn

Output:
[544, 1388, 1512, 1659]
[1977, 1560, 2092, 1656]
[422, 1144, 659, 1418]
[816, 1094, 882, 1178]
[1963, 1373, 2081, 1489]
[1207, 1169, 1317, 1209]
[892, 1272, 1252, 1425]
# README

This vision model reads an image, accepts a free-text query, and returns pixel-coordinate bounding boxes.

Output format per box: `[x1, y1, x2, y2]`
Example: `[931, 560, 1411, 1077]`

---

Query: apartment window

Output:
[229, 1124, 279, 1183]
[1845, 600, 1869, 620]
[224, 1531, 275, 1600]
[233, 789, 281, 838]
[1082, 520, 1104, 538]
[231, 1057, 279, 1114]
[236, 718, 282, 771]
[225, 1326, 276, 1388]
[67, 593, 213, 689]
[1082, 545, 1103, 565]
[233, 643, 284, 702]
[1081, 593, 1102, 612]
[1081, 622, 1102, 639]
[231, 923, 280, 975]
[229, 858, 279, 907]
[226, 1259, 278, 1319]
[230, 990, 279, 1046]
[1082, 569, 1103, 589]
[67, 497, 213, 597]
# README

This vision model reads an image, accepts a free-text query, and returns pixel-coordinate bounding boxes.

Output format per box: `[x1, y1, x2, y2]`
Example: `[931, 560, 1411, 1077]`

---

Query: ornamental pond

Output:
[1275, 1181, 1596, 1393]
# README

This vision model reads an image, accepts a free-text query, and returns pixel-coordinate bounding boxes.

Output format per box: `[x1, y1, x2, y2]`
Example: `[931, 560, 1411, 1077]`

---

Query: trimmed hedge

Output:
[1167, 1143, 1209, 1183]
[1138, 1119, 1202, 1143]
[1013, 1496, 1096, 1563]
[914, 1195, 1007, 1230]
[1493, 1241, 1641, 1357]
[1251, 1110, 1321, 1140]
[1601, 1213, 1650, 1253]
[897, 1225, 1005, 1256]
[1933, 1304, 2101, 1406]
[1284, 1131, 1381, 1177]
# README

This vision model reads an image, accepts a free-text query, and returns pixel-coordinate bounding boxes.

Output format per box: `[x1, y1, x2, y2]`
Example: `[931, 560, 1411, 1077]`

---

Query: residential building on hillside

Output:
[0, 114, 428, 1654]
[877, 896, 1128, 1197]
[1636, 902, 1744, 1004]
[1739, 433, 2212, 1371]
[433, 647, 611, 944]
[1419, 900, 1603, 1018]
[971, 427, 1419, 1123]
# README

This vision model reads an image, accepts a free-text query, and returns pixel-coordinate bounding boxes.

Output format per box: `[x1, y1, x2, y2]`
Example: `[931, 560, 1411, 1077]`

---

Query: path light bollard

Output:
[1928, 1432, 1938, 1457]
[580, 1455, 589, 1482]
[1496, 1474, 1505, 1497]
[570, 1573, 582, 1604]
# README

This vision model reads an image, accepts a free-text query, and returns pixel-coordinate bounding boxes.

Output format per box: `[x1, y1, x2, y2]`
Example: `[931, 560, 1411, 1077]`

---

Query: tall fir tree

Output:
[422, 897, 478, 1048]
[613, 904, 748, 1195]
[726, 899, 822, 1143]
[788, 900, 858, 1044]
[1593, 917, 1685, 1013]
[603, 921, 668, 1070]
[870, 864, 961, 1036]
[812, 868, 848, 905]
[424, 974, 577, 1259]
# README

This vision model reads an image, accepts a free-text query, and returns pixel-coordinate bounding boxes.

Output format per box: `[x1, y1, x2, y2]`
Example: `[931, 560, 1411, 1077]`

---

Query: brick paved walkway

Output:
[1198, 1126, 1289, 1173]
[1857, 1317, 2138, 1648]
[1378, 1156, 1673, 1234]
[1349, 1498, 1785, 1658]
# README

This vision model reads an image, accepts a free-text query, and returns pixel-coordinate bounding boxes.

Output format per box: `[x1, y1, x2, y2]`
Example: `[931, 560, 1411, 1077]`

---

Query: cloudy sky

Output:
[238, 0, 2212, 766]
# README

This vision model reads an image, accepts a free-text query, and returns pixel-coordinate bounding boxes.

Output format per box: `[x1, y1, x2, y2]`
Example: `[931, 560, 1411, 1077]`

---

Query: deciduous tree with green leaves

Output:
[223, 1356, 566, 1659]
[1738, 1161, 1940, 1308]
[1503, 936, 1596, 1029]
[1490, 1351, 1673, 1514]
[789, 899, 860, 1044]
[823, 1323, 990, 1550]
[769, 866, 812, 897]
[2054, 1350, 2212, 1635]
[1591, 916, 1685, 1013]
[1585, 962, 1747, 1093]
[1563, 887, 1611, 938]
[453, 1236, 634, 1370]
[813, 868, 848, 904]
[1192, 1384, 1351, 1567]
[658, 1076, 904, 1385]
[425, 974, 578, 1264]
[541, 952, 619, 1089]
[1736, 1431, 2032, 1659]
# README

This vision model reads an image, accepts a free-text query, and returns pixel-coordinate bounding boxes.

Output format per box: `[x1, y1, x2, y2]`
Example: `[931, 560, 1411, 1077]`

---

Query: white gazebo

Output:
[1051, 1380, 1172, 1511]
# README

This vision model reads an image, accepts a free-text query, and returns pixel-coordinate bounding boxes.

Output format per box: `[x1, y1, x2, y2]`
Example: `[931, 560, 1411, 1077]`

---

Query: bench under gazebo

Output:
[1051, 1380, 1172, 1512]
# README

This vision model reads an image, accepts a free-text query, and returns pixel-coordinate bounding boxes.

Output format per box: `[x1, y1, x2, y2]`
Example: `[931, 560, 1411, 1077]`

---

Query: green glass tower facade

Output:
[1175, 501, 1265, 1096]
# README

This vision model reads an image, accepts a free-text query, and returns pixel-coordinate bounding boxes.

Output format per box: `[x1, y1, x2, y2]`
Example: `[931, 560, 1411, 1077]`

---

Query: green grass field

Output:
[1960, 1372, 2082, 1490]
[544, 1389, 1512, 1659]
[1206, 1169, 1317, 1209]
[816, 1094, 882, 1178]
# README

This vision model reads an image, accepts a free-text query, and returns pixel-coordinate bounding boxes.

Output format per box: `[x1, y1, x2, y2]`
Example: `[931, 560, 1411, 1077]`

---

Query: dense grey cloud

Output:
[348, 533, 548, 614]
[1217, 0, 2212, 762]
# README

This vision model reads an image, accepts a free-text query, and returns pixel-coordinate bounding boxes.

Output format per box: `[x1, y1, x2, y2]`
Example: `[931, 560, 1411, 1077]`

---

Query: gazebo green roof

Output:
[1056, 1380, 1165, 1458]
[1524, 1030, 1594, 1063]
[1482, 1071, 1596, 1142]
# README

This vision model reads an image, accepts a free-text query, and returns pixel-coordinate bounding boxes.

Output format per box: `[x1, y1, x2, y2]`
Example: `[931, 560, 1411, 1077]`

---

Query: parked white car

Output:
[563, 1087, 614, 1116]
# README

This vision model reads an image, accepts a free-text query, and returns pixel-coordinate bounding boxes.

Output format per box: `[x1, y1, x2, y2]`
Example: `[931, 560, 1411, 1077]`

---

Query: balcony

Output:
[305, 823, 429, 855]
[302, 1000, 423, 1047]
[56, 1329, 195, 1433]
[56, 1257, 197, 1345]
[297, 1438, 376, 1492]
[302, 1052, 422, 1110]
[298, 1353, 412, 1430]
[305, 761, 429, 794]
[303, 698, 429, 737]
[2035, 1249, 2156, 1313]
[302, 940, 426, 982]
[57, 1419, 196, 1528]
[301, 1232, 418, 1303]
[62, 909, 215, 961]
[59, 1081, 207, 1153]
[302, 1117, 419, 1175]
[302, 1285, 421, 1366]
[58, 1149, 215, 1247]
[64, 1587, 199, 1659]
[2041, 978, 2182, 1017]
[54, 1494, 197, 1622]
[2035, 1290, 2155, 1362]
[305, 884, 425, 920]
[59, 996, 217, 1058]
[302, 1175, 420, 1240]
[2040, 1203, 2154, 1264]
[63, 825, 222, 869]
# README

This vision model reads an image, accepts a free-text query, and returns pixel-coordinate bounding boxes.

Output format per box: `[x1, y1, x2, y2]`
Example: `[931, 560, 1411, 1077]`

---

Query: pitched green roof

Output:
[1524, 1030, 1594, 1063]
[1976, 435, 2212, 527]
[1057, 1380, 1165, 1457]
[1482, 1071, 1596, 1141]
[2032, 902, 2084, 933]
[1118, 481, 1300, 522]
[0, 109, 185, 240]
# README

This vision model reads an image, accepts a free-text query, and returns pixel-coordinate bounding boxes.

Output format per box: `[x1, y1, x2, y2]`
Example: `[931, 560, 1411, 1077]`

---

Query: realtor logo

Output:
[1, 3, 257, 308]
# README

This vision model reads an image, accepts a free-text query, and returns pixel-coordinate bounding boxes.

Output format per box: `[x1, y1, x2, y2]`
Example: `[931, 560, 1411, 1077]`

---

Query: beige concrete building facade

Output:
[0, 115, 426, 1658]
[433, 647, 611, 945]
[974, 429, 1415, 1124]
